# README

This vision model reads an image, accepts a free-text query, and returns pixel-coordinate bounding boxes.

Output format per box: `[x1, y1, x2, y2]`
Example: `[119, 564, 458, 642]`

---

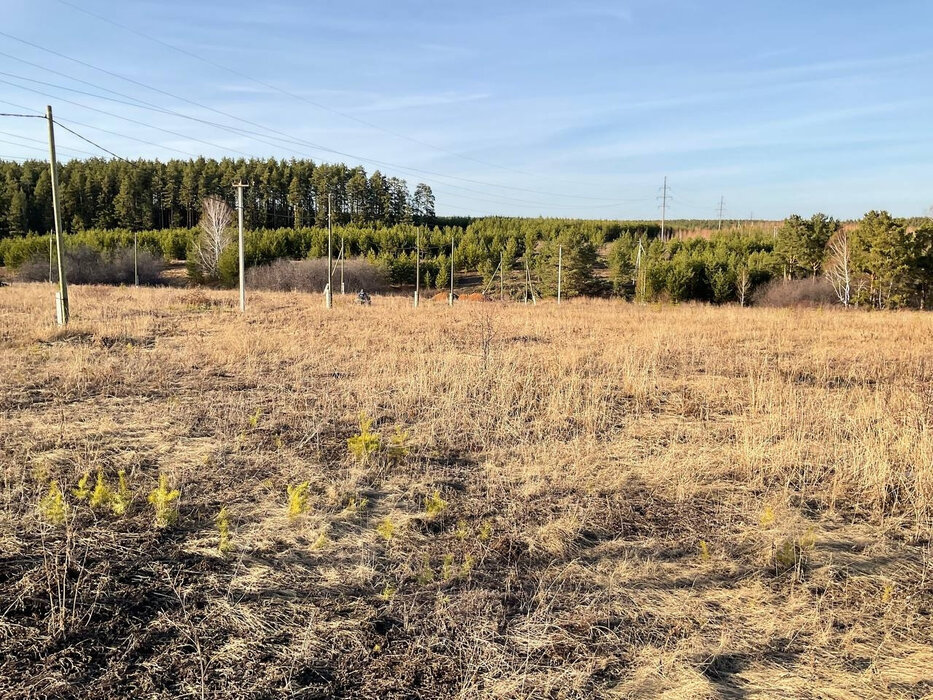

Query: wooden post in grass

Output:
[414, 226, 420, 308]
[46, 105, 68, 324]
[448, 230, 455, 306]
[326, 193, 333, 309]
[234, 182, 248, 311]
[557, 245, 563, 305]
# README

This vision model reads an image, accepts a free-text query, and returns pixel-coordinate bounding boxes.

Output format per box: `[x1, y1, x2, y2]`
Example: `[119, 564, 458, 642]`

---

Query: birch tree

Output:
[824, 229, 852, 307]
[197, 196, 233, 280]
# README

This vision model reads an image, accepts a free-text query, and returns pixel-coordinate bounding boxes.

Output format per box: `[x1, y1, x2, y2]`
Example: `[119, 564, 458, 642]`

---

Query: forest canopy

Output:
[0, 157, 436, 236]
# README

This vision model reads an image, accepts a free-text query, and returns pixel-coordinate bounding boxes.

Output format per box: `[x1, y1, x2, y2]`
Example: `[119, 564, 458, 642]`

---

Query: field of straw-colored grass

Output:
[1, 283, 931, 699]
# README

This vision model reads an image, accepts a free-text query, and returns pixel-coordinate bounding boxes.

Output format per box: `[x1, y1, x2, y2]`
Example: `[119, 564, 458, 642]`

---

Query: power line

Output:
[0, 135, 87, 158]
[1, 98, 200, 157]
[0, 28, 631, 205]
[0, 69, 642, 212]
[1, 77, 655, 215]
[0, 127, 98, 156]
[0, 76, 259, 159]
[49, 0, 557, 182]
[0, 83, 645, 212]
[52, 119, 128, 161]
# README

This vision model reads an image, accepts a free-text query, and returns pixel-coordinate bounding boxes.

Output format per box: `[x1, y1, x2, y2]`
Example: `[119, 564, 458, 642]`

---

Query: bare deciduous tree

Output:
[824, 229, 852, 307]
[197, 196, 233, 279]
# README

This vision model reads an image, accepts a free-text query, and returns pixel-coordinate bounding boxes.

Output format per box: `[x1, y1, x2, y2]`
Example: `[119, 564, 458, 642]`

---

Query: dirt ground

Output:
[1, 283, 931, 698]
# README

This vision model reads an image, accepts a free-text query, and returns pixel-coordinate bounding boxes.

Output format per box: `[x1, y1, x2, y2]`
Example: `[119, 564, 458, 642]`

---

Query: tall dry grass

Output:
[0, 284, 931, 698]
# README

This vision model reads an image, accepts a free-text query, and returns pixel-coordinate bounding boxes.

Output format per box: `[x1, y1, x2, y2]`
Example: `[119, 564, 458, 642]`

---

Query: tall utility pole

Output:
[46, 105, 68, 325]
[718, 196, 725, 232]
[659, 176, 669, 242]
[557, 245, 563, 305]
[325, 193, 333, 309]
[448, 231, 455, 306]
[414, 227, 420, 307]
[234, 182, 248, 311]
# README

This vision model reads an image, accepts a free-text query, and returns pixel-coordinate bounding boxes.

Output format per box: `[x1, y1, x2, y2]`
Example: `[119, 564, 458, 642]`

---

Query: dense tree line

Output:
[607, 212, 933, 308]
[0, 157, 436, 236]
[2, 194, 931, 308]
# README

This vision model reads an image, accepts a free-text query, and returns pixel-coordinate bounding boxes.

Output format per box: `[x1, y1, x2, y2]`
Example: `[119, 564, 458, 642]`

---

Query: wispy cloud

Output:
[356, 92, 490, 113]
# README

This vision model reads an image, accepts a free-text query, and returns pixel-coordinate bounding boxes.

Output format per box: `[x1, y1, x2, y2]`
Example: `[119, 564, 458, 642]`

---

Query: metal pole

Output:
[448, 231, 455, 306]
[414, 226, 420, 307]
[46, 105, 68, 324]
[326, 193, 333, 309]
[557, 245, 562, 305]
[235, 182, 247, 311]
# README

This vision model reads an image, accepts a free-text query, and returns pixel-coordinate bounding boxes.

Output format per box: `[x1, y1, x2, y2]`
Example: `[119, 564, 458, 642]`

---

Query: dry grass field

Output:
[1, 284, 932, 699]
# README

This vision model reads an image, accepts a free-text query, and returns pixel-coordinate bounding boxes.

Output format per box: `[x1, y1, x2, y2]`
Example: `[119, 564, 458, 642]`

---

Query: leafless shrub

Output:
[753, 277, 837, 308]
[197, 196, 233, 280]
[17, 245, 164, 285]
[246, 258, 389, 293]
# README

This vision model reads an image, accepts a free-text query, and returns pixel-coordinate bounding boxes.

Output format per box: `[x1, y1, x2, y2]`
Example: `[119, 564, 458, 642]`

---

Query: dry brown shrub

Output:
[460, 292, 491, 302]
[753, 277, 837, 307]
[17, 245, 164, 285]
[245, 258, 389, 293]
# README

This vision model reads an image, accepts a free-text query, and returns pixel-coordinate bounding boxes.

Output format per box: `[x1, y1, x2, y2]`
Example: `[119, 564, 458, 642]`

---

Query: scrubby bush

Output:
[245, 258, 389, 293]
[16, 245, 164, 285]
[753, 277, 837, 308]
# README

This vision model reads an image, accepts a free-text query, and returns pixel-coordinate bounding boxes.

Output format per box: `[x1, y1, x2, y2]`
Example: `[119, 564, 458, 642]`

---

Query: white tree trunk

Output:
[198, 196, 233, 279]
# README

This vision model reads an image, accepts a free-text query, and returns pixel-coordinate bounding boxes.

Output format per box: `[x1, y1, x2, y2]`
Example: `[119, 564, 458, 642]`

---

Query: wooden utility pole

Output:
[635, 238, 647, 303]
[718, 195, 725, 232]
[557, 245, 563, 305]
[133, 230, 139, 287]
[414, 227, 420, 307]
[326, 193, 333, 309]
[46, 105, 68, 324]
[234, 182, 248, 311]
[448, 231, 455, 306]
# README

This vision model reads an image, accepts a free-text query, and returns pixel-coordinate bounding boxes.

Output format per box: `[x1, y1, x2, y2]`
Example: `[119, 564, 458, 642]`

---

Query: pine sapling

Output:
[110, 469, 133, 516]
[39, 481, 68, 526]
[148, 474, 180, 528]
[89, 470, 114, 511]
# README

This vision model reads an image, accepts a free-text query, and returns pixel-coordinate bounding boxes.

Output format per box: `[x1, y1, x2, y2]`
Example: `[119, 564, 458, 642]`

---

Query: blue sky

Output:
[1, 0, 931, 220]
